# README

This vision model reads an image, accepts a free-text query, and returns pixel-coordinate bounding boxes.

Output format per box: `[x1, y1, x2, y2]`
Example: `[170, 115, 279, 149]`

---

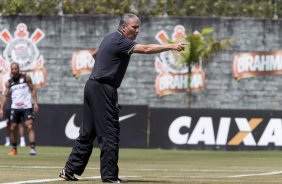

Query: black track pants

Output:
[65, 79, 120, 180]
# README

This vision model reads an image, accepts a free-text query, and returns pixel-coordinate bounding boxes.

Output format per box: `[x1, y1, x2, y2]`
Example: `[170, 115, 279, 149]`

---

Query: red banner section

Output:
[233, 51, 282, 80]
[155, 68, 205, 97]
[71, 49, 96, 77]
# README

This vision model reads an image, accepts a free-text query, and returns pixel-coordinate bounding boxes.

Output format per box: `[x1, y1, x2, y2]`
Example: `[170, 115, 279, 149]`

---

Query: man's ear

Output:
[122, 25, 126, 32]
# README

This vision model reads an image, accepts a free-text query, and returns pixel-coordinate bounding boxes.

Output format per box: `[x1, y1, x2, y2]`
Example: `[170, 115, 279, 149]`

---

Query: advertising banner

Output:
[2, 106, 282, 150]
[233, 51, 282, 80]
[0, 104, 148, 147]
[71, 49, 96, 77]
[0, 23, 47, 92]
[150, 108, 282, 150]
[154, 25, 205, 97]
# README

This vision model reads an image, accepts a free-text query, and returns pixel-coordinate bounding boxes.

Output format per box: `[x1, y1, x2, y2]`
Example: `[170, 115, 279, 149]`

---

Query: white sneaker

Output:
[20, 141, 26, 147]
[4, 141, 10, 146]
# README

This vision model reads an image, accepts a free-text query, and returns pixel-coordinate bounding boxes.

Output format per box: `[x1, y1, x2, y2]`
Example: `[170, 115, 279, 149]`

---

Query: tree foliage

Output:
[174, 28, 234, 105]
[178, 28, 234, 65]
[0, 0, 280, 19]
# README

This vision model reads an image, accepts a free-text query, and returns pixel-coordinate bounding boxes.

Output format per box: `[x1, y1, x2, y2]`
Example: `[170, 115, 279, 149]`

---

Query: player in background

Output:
[3, 91, 26, 147]
[0, 62, 38, 155]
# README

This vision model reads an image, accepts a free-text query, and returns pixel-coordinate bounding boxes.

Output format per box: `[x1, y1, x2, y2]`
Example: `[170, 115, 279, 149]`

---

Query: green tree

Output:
[0, 0, 59, 15]
[177, 28, 234, 106]
[0, 0, 278, 18]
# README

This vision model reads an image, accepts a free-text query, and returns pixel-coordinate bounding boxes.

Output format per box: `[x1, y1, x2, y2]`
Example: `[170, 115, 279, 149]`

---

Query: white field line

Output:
[0, 165, 271, 172]
[0, 166, 66, 169]
[227, 170, 282, 178]
[2, 178, 74, 184]
[4, 171, 282, 184]
[1, 165, 282, 182]
[2, 176, 139, 184]
[130, 168, 268, 172]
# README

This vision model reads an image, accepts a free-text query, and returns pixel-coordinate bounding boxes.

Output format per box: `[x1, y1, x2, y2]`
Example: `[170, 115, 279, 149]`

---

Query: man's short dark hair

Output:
[11, 62, 19, 69]
[118, 13, 139, 28]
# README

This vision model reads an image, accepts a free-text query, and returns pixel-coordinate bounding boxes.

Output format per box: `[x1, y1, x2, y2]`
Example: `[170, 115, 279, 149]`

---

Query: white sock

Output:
[20, 137, 25, 142]
[5, 137, 10, 143]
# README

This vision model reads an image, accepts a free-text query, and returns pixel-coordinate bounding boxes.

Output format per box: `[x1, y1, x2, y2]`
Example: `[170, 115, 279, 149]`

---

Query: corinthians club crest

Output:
[0, 23, 47, 91]
[154, 25, 205, 97]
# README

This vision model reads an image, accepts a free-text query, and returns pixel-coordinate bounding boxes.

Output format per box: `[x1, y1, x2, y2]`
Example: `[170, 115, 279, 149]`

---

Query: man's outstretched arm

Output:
[132, 42, 188, 54]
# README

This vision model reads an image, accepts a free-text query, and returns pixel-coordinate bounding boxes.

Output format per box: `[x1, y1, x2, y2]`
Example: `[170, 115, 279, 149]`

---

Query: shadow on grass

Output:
[81, 179, 170, 183]
[124, 180, 170, 183]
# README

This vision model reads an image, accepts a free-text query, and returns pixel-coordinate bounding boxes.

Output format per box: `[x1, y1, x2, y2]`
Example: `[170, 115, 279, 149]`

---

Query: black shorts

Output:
[4, 109, 11, 122]
[10, 108, 34, 124]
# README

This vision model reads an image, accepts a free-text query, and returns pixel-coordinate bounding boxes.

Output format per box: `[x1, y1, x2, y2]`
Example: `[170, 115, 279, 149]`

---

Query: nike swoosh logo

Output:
[65, 114, 80, 139]
[0, 120, 7, 130]
[65, 113, 136, 140]
[119, 113, 136, 121]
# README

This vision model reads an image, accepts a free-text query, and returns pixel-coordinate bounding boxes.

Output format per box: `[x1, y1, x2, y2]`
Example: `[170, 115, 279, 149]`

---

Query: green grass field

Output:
[0, 146, 282, 183]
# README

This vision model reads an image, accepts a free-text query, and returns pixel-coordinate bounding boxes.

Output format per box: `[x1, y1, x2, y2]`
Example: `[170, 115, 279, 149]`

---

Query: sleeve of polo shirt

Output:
[119, 37, 137, 55]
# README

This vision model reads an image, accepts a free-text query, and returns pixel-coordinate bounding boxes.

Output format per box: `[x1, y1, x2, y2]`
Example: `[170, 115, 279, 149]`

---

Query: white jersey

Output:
[9, 74, 32, 109]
